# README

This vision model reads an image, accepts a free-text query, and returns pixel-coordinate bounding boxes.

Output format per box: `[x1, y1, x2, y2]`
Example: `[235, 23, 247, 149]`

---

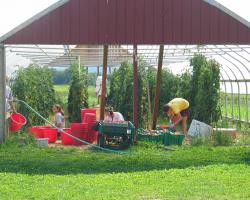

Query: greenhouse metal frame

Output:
[0, 0, 250, 142]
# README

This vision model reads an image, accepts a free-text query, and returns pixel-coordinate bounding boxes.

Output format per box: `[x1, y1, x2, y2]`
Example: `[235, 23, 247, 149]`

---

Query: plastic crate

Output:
[138, 134, 164, 143]
[163, 132, 185, 146]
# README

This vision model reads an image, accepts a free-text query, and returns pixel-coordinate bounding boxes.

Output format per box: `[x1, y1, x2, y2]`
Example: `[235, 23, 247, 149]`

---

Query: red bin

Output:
[9, 113, 26, 132]
[61, 128, 74, 145]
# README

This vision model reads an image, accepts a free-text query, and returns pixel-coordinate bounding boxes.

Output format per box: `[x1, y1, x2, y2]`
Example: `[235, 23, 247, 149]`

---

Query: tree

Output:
[108, 60, 150, 127]
[51, 68, 71, 85]
[67, 63, 88, 122]
[11, 64, 56, 126]
[189, 55, 221, 124]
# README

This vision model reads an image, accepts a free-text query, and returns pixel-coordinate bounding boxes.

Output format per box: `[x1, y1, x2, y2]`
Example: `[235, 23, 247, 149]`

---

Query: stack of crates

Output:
[137, 129, 185, 146]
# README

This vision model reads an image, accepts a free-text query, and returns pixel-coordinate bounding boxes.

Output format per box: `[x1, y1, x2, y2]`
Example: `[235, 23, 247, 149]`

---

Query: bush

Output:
[11, 64, 55, 126]
[213, 131, 233, 146]
[108, 60, 151, 128]
[158, 69, 180, 117]
[190, 55, 221, 124]
[3, 132, 36, 147]
[190, 135, 212, 146]
[67, 63, 88, 122]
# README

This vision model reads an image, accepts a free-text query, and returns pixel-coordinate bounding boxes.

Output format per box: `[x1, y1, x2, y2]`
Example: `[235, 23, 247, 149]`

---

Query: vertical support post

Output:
[246, 87, 249, 123]
[78, 56, 81, 78]
[152, 45, 164, 130]
[109, 66, 111, 75]
[97, 66, 100, 76]
[237, 83, 241, 121]
[0, 45, 6, 143]
[100, 45, 108, 120]
[133, 44, 139, 129]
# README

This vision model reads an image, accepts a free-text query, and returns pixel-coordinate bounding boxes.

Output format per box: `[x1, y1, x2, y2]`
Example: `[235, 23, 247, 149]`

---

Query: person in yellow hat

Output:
[163, 98, 190, 135]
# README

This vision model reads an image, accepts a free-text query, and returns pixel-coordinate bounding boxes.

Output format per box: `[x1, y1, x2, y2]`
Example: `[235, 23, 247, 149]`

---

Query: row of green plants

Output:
[11, 63, 89, 126]
[10, 54, 221, 128]
[108, 54, 221, 128]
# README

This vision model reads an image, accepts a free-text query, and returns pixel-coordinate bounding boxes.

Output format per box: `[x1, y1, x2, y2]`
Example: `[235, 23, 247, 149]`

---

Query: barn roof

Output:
[0, 0, 250, 44]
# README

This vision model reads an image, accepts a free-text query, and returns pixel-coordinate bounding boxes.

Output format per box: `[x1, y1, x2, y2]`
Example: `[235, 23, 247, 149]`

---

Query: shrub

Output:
[190, 135, 212, 146]
[67, 63, 88, 122]
[11, 64, 55, 126]
[213, 131, 233, 146]
[108, 60, 151, 128]
[190, 55, 221, 124]
[3, 132, 36, 147]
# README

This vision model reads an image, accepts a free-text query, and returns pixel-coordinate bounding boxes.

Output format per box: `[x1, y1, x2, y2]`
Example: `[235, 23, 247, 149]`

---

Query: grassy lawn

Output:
[54, 85, 97, 107]
[221, 93, 250, 121]
[0, 139, 250, 199]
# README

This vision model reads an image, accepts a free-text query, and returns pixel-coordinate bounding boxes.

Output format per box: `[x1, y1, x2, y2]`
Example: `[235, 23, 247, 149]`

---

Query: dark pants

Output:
[180, 108, 190, 117]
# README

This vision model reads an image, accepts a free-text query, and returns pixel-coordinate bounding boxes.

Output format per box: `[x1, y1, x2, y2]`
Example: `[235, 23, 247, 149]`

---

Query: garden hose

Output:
[13, 99, 128, 155]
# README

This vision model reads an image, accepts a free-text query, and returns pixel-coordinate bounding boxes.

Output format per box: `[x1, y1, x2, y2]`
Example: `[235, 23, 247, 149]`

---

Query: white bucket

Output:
[36, 138, 49, 147]
[188, 119, 212, 136]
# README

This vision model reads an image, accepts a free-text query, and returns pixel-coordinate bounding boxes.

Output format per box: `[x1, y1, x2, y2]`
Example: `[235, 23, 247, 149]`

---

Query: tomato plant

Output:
[11, 64, 55, 126]
[67, 62, 88, 122]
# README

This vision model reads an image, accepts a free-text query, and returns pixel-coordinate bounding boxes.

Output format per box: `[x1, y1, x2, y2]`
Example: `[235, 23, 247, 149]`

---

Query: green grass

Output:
[0, 139, 250, 199]
[88, 85, 98, 107]
[54, 85, 97, 107]
[221, 93, 250, 122]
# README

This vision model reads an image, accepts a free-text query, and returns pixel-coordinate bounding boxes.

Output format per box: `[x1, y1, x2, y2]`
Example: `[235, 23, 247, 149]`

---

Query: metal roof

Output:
[0, 0, 250, 45]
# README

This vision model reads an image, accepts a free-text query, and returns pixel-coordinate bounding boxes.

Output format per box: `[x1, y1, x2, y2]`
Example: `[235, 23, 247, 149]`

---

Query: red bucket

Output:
[35, 127, 47, 138]
[61, 128, 74, 145]
[43, 128, 58, 143]
[28, 126, 37, 137]
[10, 113, 27, 132]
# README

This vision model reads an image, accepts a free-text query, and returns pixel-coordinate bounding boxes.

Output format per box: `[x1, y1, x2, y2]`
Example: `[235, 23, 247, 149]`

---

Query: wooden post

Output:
[109, 65, 111, 75]
[97, 66, 100, 76]
[0, 45, 6, 143]
[152, 45, 164, 130]
[100, 45, 108, 120]
[78, 56, 81, 78]
[133, 45, 139, 128]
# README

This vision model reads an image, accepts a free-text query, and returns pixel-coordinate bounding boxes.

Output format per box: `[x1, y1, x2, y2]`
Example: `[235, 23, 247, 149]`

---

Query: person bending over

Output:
[163, 98, 190, 135]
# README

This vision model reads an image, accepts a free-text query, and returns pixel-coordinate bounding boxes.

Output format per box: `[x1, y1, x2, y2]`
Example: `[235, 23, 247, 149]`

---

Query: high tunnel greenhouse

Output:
[4, 44, 250, 122]
[0, 0, 250, 143]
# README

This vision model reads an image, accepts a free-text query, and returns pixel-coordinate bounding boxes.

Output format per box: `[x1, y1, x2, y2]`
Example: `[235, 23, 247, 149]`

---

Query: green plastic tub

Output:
[163, 132, 185, 146]
[138, 133, 164, 143]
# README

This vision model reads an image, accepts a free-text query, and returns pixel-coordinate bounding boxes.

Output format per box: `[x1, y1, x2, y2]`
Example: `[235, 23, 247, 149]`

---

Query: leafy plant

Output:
[190, 135, 212, 146]
[190, 55, 221, 124]
[67, 62, 88, 122]
[108, 60, 151, 127]
[11, 64, 55, 126]
[158, 69, 180, 117]
[213, 131, 233, 146]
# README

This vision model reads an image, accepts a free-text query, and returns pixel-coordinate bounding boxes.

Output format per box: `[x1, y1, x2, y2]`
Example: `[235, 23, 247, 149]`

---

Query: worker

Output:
[163, 98, 190, 135]
[104, 107, 124, 122]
